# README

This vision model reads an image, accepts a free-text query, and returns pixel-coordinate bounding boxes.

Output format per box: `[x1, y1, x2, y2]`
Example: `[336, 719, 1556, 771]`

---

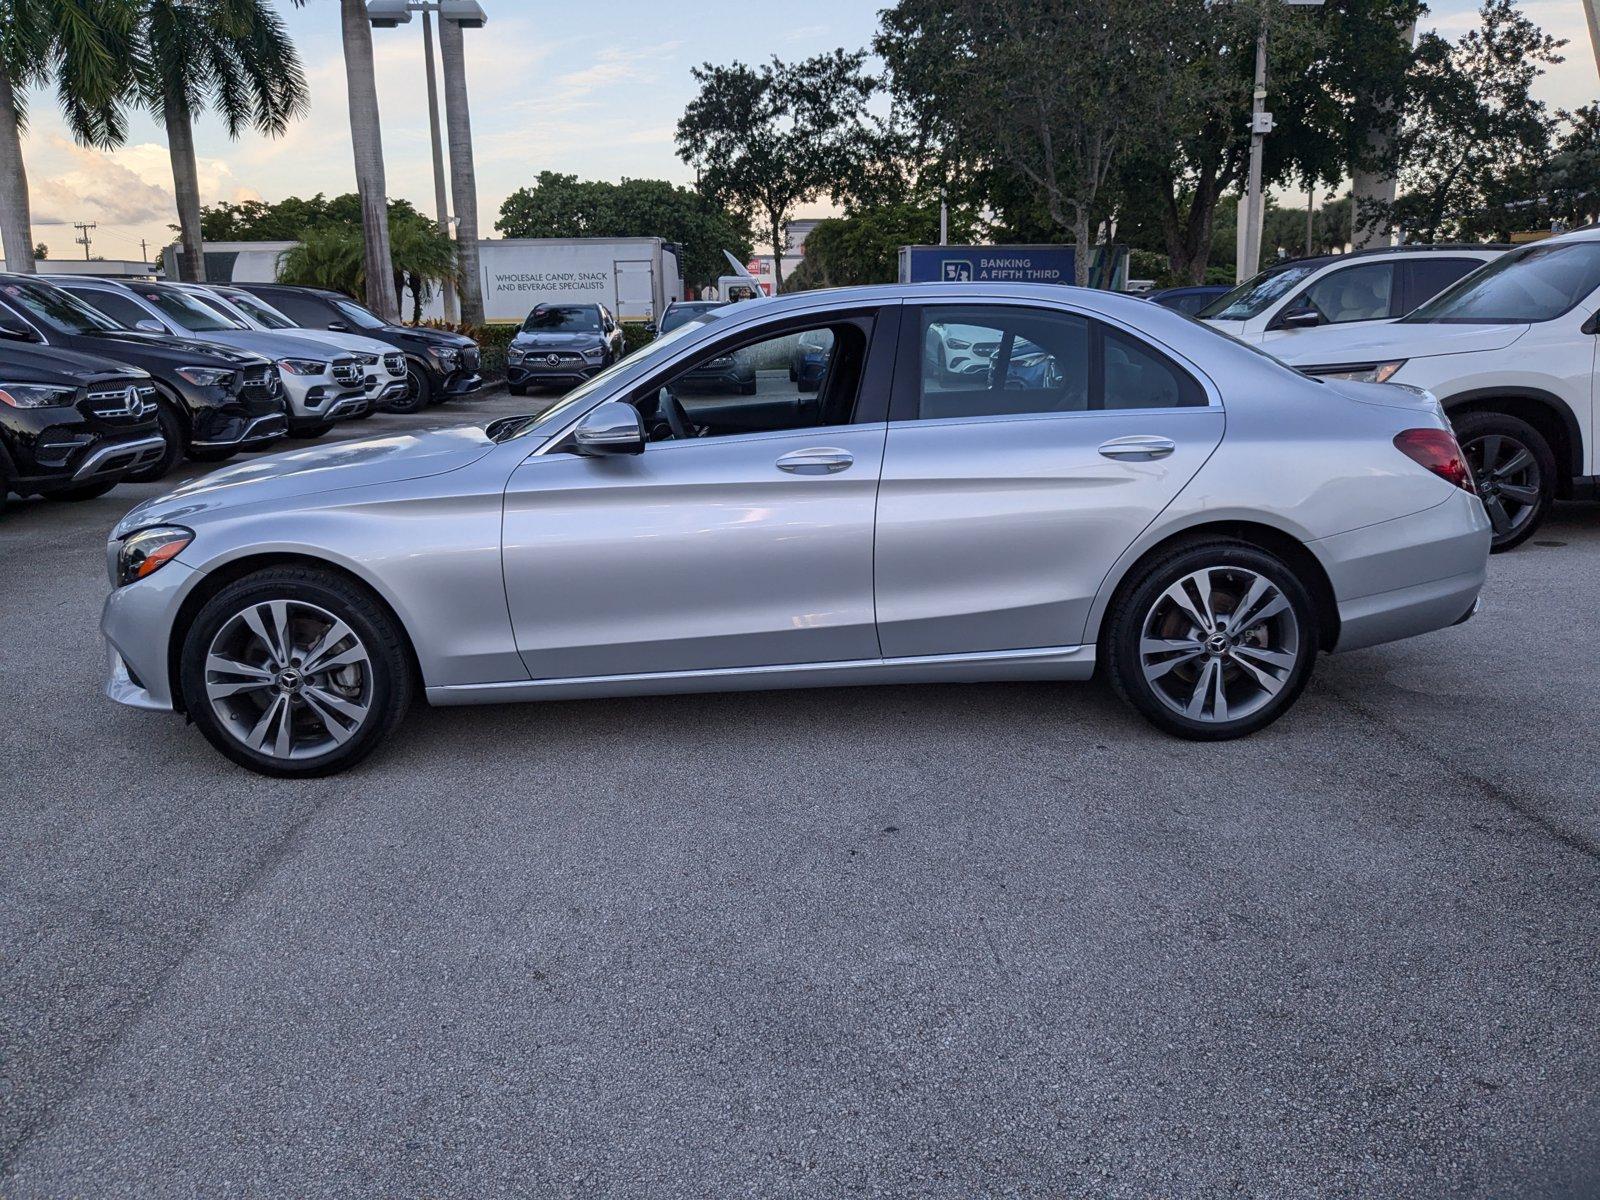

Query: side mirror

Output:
[135, 318, 166, 334]
[327, 321, 350, 332]
[1275, 308, 1322, 330]
[644, 322, 657, 337]
[573, 400, 645, 456]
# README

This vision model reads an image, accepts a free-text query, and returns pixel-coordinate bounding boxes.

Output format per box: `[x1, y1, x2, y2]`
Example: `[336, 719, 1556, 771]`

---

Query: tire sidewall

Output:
[124, 402, 184, 484]
[1451, 410, 1555, 552]
[179, 569, 411, 777]
[384, 363, 432, 414]
[1107, 540, 1318, 741]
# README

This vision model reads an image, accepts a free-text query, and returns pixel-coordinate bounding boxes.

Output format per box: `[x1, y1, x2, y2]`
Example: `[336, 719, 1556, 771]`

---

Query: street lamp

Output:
[1238, 0, 1323, 283]
[367, 1, 487, 325]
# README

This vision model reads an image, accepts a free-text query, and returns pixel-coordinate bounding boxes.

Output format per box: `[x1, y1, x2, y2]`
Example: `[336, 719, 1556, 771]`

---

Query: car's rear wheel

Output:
[179, 567, 413, 776]
[1453, 410, 1553, 552]
[1105, 540, 1317, 740]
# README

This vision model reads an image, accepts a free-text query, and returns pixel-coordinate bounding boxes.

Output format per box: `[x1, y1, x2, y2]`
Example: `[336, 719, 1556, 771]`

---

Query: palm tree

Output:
[132, 0, 309, 283]
[0, 0, 136, 273]
[388, 212, 458, 323]
[339, 0, 398, 322]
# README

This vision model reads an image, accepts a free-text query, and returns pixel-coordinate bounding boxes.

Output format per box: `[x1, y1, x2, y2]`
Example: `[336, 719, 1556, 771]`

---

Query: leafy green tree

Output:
[786, 202, 984, 290]
[877, 0, 1190, 287]
[1542, 104, 1600, 228]
[0, 0, 136, 273]
[131, 0, 308, 282]
[32, 241, 46, 260]
[1363, 0, 1563, 242]
[495, 172, 754, 289]
[676, 51, 875, 289]
[276, 223, 363, 295]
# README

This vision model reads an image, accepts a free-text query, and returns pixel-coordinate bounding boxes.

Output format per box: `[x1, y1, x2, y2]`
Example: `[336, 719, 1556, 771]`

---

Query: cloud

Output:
[28, 138, 176, 227]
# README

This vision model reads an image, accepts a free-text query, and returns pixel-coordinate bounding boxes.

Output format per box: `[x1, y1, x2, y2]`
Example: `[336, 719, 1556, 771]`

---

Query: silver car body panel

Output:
[101, 282, 1490, 715]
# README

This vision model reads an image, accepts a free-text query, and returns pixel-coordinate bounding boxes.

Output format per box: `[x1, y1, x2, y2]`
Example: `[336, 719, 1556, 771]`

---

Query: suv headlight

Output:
[175, 365, 234, 387]
[428, 346, 460, 368]
[582, 345, 607, 361]
[116, 526, 193, 586]
[1305, 360, 1408, 385]
[507, 347, 525, 364]
[0, 382, 77, 408]
[278, 357, 330, 376]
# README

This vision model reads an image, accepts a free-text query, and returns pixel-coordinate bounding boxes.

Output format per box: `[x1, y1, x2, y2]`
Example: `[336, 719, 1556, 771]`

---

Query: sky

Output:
[15, 0, 1600, 264]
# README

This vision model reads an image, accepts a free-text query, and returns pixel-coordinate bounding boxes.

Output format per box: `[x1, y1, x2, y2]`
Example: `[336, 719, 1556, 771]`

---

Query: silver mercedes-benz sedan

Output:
[101, 284, 1491, 776]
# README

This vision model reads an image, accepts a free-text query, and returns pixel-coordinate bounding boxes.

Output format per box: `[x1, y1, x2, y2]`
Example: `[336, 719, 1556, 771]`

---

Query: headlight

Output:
[0, 382, 77, 408]
[1306, 360, 1408, 385]
[582, 345, 607, 361]
[277, 357, 330, 376]
[116, 526, 193, 587]
[175, 365, 234, 387]
[507, 348, 525, 364]
[428, 346, 460, 367]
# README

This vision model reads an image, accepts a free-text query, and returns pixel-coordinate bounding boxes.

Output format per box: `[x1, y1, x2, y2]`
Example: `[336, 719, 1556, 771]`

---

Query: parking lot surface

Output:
[3, 388, 1599, 1198]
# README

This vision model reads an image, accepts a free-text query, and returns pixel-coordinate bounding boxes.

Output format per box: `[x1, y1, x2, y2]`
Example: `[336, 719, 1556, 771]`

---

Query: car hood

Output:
[84, 330, 271, 368]
[183, 330, 349, 362]
[269, 329, 397, 357]
[112, 424, 498, 536]
[0, 342, 151, 384]
[513, 331, 602, 349]
[1271, 320, 1528, 367]
[385, 324, 475, 351]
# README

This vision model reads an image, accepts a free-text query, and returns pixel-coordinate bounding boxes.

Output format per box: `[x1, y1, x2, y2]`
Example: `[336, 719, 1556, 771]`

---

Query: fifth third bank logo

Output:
[941, 261, 972, 283]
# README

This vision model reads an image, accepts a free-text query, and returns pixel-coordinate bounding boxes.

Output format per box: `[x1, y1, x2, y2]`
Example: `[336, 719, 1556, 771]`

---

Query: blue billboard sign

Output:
[898, 244, 1126, 289]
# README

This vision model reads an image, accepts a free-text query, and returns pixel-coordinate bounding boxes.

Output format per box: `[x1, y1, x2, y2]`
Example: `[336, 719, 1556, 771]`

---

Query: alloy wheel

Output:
[1463, 431, 1541, 542]
[1138, 566, 1301, 723]
[204, 599, 373, 760]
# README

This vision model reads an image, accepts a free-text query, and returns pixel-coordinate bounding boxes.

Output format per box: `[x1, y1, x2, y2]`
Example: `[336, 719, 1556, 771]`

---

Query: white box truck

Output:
[188, 236, 686, 326]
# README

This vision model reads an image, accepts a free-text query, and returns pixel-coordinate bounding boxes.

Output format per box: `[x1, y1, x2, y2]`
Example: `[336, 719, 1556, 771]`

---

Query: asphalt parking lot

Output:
[3, 387, 1600, 1198]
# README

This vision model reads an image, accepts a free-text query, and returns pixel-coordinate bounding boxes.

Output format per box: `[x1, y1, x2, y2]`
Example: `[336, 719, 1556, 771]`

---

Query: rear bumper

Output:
[1316, 489, 1492, 653]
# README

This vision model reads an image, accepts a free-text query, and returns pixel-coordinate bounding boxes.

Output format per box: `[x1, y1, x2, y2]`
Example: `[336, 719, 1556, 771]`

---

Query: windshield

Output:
[1405, 241, 1600, 324]
[523, 305, 600, 332]
[186, 290, 257, 329]
[221, 290, 294, 329]
[660, 303, 721, 332]
[1198, 264, 1319, 320]
[133, 285, 242, 332]
[0, 279, 120, 334]
[333, 300, 389, 330]
[493, 312, 722, 442]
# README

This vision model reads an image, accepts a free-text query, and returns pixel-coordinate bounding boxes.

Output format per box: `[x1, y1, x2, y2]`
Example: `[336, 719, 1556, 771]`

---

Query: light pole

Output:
[1238, 0, 1324, 283]
[368, 0, 484, 324]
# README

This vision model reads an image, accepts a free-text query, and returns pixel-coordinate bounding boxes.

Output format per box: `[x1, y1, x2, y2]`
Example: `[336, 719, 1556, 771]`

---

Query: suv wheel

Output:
[1453, 410, 1554, 552]
[179, 567, 414, 776]
[124, 401, 185, 483]
[1105, 540, 1317, 740]
[385, 362, 432, 414]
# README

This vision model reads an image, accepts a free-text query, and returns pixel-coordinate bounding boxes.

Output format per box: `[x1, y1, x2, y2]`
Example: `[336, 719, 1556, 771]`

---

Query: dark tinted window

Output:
[1102, 329, 1205, 409]
[0, 279, 119, 334]
[660, 303, 722, 332]
[70, 288, 158, 330]
[256, 290, 333, 327]
[1402, 257, 1486, 312]
[1408, 242, 1600, 323]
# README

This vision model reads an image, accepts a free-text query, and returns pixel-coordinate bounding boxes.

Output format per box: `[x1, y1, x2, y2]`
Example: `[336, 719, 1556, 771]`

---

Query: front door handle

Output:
[776, 447, 854, 475]
[1098, 435, 1176, 461]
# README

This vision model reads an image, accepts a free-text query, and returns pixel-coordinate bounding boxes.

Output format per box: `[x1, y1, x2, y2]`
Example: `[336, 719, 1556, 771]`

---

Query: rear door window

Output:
[1400, 258, 1485, 313]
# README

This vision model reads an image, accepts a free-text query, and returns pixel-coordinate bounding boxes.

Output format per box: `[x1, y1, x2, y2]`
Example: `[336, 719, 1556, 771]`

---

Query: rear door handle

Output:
[776, 447, 854, 475]
[1098, 435, 1176, 461]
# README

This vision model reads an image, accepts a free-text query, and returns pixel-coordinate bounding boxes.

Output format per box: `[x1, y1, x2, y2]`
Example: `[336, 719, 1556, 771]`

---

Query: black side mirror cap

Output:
[1582, 310, 1600, 335]
[1273, 308, 1322, 331]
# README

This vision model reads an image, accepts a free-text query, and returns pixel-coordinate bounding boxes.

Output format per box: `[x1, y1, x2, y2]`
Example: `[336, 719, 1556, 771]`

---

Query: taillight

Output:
[1394, 428, 1475, 493]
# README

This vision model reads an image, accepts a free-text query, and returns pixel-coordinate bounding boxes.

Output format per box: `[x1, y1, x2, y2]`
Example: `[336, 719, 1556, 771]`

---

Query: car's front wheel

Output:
[179, 567, 413, 776]
[385, 363, 432, 414]
[1105, 540, 1317, 740]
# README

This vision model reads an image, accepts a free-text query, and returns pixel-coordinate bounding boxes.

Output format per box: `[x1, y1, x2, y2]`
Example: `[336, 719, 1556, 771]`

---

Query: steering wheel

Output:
[661, 390, 697, 440]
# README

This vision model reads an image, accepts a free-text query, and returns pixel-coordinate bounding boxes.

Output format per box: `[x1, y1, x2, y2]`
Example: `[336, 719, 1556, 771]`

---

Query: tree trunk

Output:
[769, 213, 785, 291]
[421, 10, 457, 323]
[437, 16, 482, 328]
[0, 55, 37, 273]
[1073, 210, 1092, 288]
[164, 92, 206, 282]
[339, 0, 398, 320]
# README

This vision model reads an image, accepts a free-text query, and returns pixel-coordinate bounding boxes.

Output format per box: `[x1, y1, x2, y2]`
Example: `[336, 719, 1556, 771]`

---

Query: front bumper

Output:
[1317, 488, 1492, 653]
[69, 434, 166, 482]
[189, 409, 289, 449]
[101, 557, 197, 712]
[441, 371, 485, 399]
[507, 360, 603, 388]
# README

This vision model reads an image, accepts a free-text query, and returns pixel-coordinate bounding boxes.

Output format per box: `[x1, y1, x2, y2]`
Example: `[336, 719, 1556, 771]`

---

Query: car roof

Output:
[1252, 243, 1509, 275]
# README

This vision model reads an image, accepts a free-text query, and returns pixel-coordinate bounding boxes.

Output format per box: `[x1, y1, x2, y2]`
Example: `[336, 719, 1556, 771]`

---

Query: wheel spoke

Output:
[304, 685, 368, 725]
[302, 689, 359, 745]
[1160, 580, 1211, 634]
[206, 653, 272, 681]
[1210, 659, 1229, 721]
[1232, 645, 1296, 671]
[1483, 494, 1513, 536]
[1229, 574, 1280, 631]
[1492, 447, 1532, 479]
[1230, 649, 1290, 695]
[240, 606, 284, 667]
[1477, 434, 1503, 473]
[245, 694, 286, 753]
[1185, 658, 1219, 718]
[1140, 637, 1205, 680]
[301, 618, 356, 674]
[1235, 592, 1290, 637]
[273, 697, 294, 758]
[1496, 482, 1539, 505]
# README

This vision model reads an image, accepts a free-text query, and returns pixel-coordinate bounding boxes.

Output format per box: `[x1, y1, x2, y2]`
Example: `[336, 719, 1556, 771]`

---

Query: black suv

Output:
[0, 341, 166, 512]
[506, 303, 626, 395]
[234, 283, 482, 414]
[0, 275, 287, 481]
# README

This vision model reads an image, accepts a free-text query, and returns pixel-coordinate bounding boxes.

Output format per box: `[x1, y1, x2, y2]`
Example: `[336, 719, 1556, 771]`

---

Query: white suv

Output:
[1271, 229, 1600, 550]
[1200, 245, 1505, 346]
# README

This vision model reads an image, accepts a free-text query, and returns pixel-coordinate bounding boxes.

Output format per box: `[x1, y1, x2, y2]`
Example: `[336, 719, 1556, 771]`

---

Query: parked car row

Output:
[0, 276, 482, 514]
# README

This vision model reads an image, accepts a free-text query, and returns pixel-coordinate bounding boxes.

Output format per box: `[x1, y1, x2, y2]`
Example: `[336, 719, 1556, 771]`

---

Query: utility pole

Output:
[140, 238, 149, 264]
[421, 8, 458, 323]
[1305, 179, 1315, 257]
[73, 221, 96, 260]
[939, 187, 949, 246]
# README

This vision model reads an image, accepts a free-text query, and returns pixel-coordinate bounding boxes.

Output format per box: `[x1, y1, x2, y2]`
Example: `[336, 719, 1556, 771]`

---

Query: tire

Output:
[42, 480, 117, 501]
[1452, 410, 1554, 553]
[384, 362, 432, 414]
[508, 382, 528, 397]
[125, 402, 185, 483]
[1104, 539, 1318, 741]
[179, 566, 414, 777]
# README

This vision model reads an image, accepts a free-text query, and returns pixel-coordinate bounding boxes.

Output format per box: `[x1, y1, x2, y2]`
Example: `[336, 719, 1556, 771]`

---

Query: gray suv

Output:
[506, 304, 625, 395]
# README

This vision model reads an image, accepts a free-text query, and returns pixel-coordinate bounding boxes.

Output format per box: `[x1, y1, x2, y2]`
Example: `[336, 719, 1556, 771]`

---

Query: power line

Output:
[72, 220, 97, 260]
